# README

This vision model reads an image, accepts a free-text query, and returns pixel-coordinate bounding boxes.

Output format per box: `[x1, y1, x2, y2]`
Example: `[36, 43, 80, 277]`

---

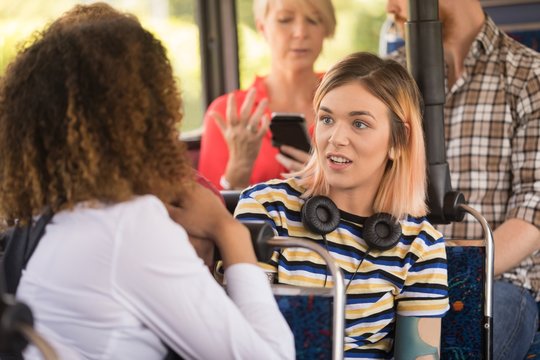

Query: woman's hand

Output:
[276, 145, 311, 174]
[166, 183, 231, 241]
[166, 183, 257, 267]
[211, 88, 270, 189]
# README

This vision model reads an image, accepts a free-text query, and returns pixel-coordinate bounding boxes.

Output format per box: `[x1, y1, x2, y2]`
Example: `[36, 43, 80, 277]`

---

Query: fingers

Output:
[256, 114, 270, 137]
[280, 145, 311, 164]
[239, 88, 256, 124]
[275, 152, 306, 173]
[247, 98, 268, 134]
[226, 92, 238, 125]
[211, 111, 226, 134]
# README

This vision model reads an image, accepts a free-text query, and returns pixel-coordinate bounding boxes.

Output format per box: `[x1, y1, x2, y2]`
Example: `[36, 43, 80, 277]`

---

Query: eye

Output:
[352, 120, 367, 129]
[306, 16, 320, 25]
[319, 115, 333, 125]
[277, 17, 293, 23]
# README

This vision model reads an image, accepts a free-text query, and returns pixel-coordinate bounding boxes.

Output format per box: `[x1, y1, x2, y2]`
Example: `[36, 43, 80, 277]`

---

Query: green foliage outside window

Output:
[0, 0, 203, 132]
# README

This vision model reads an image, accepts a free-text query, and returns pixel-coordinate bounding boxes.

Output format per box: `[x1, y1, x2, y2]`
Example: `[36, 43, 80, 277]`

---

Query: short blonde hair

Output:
[253, 0, 336, 37]
[298, 52, 428, 220]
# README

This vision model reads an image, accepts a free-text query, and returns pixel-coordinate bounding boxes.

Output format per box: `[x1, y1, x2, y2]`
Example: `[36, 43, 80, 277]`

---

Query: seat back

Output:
[272, 243, 490, 360]
[273, 286, 334, 360]
[221, 190, 241, 214]
[442, 242, 486, 359]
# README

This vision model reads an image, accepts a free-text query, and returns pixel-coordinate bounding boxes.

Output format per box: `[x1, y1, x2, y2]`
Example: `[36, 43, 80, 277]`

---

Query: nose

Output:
[328, 122, 349, 147]
[292, 18, 308, 38]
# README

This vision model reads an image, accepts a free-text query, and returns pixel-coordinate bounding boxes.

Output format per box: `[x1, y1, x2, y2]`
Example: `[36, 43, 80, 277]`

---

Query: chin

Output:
[288, 58, 316, 71]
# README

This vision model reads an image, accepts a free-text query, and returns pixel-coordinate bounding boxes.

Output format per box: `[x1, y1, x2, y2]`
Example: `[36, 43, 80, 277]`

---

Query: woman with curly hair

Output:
[0, 3, 294, 359]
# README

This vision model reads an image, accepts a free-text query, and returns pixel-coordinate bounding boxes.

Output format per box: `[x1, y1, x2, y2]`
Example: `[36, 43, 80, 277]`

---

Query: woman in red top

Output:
[198, 0, 336, 190]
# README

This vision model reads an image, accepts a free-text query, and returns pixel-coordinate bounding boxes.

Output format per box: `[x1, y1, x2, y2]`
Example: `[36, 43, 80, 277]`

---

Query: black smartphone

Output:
[270, 112, 311, 154]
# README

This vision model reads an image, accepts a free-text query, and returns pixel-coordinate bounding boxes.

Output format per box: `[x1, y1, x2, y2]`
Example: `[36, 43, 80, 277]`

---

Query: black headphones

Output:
[301, 195, 402, 250]
[300, 195, 402, 288]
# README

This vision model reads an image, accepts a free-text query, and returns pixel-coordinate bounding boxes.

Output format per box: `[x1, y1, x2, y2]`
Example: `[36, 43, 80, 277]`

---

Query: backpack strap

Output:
[2, 208, 54, 294]
[23, 208, 54, 269]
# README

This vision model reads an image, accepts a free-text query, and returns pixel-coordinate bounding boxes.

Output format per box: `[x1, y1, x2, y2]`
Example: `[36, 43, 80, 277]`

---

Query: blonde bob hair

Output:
[253, 0, 336, 37]
[298, 52, 428, 220]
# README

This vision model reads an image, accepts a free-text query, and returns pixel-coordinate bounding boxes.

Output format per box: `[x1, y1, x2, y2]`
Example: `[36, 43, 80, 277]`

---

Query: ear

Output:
[388, 147, 396, 160]
[403, 121, 411, 141]
[256, 19, 266, 36]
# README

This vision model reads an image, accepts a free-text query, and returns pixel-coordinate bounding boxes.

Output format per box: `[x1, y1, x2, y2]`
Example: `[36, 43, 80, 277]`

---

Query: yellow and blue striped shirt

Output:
[235, 178, 449, 359]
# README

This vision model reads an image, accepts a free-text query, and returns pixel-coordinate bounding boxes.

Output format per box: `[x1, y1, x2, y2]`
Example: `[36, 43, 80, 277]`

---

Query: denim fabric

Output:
[493, 280, 538, 360]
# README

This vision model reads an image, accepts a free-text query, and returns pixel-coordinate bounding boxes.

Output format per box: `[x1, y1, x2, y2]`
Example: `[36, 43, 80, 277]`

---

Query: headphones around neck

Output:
[301, 195, 402, 251]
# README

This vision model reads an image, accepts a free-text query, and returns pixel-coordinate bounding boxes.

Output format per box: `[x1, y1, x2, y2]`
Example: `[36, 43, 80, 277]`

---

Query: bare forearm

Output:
[223, 157, 255, 189]
[216, 221, 258, 268]
[494, 218, 540, 275]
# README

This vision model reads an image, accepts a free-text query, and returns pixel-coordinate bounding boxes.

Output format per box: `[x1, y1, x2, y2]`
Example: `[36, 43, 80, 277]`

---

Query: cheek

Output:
[314, 127, 328, 147]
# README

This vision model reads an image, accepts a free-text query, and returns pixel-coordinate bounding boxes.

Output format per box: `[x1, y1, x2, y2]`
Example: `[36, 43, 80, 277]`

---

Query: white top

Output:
[17, 195, 294, 359]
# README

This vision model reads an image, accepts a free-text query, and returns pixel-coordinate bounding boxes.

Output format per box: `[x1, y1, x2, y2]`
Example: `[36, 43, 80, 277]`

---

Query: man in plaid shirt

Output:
[386, 0, 540, 358]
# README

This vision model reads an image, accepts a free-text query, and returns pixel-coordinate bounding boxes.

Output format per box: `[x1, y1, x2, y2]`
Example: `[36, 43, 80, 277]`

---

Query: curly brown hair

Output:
[0, 3, 193, 223]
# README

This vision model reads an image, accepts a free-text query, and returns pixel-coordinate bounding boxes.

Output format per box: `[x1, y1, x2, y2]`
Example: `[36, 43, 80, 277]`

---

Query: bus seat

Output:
[221, 190, 241, 214]
[265, 240, 491, 359]
[442, 241, 486, 359]
[266, 236, 345, 360]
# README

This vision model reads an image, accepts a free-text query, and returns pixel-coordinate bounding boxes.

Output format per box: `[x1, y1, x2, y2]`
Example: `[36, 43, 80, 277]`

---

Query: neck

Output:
[265, 65, 319, 115]
[442, 3, 485, 87]
[328, 187, 377, 218]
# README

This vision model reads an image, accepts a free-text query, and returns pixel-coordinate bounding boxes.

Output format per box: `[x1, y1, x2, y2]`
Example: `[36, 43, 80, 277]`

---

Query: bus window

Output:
[235, 0, 388, 88]
[0, 0, 203, 133]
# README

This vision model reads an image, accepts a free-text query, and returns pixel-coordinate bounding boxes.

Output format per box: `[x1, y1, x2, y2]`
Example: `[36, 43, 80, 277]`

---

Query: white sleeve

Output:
[110, 197, 294, 360]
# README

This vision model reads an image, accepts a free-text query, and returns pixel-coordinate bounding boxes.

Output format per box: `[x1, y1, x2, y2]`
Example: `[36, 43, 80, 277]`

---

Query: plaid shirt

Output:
[390, 16, 540, 299]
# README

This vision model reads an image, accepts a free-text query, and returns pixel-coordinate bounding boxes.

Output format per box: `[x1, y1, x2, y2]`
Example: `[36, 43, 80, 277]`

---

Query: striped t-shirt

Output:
[235, 178, 449, 359]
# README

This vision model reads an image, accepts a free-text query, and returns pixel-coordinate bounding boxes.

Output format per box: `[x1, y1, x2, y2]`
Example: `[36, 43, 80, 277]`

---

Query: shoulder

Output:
[114, 195, 168, 218]
[401, 215, 444, 246]
[497, 31, 540, 82]
[240, 178, 305, 202]
[110, 195, 185, 237]
[236, 178, 306, 217]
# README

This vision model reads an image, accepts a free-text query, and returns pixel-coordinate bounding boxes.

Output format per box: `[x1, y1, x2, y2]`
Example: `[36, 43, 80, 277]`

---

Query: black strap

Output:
[2, 208, 54, 295]
[0, 210, 53, 359]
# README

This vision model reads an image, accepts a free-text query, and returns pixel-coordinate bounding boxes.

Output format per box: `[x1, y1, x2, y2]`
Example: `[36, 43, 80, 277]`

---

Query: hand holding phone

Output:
[269, 113, 311, 153]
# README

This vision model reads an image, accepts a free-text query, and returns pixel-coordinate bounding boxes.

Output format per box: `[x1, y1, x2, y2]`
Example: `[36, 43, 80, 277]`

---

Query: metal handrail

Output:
[459, 204, 494, 360]
[268, 237, 345, 360]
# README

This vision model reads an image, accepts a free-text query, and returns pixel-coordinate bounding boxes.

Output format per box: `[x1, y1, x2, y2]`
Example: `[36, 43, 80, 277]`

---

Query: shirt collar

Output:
[471, 15, 499, 58]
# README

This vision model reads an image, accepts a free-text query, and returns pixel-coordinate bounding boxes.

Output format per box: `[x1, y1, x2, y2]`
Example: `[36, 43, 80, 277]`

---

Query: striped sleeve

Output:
[395, 219, 449, 317]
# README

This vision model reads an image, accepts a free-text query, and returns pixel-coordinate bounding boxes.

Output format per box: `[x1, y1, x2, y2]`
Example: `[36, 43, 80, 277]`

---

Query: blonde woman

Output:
[199, 0, 336, 190]
[235, 52, 449, 359]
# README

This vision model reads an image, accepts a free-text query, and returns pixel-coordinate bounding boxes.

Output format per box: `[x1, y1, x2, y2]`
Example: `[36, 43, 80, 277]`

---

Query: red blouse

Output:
[198, 76, 316, 190]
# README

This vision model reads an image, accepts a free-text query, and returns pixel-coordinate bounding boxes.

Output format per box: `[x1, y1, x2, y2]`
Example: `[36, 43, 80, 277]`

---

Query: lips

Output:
[328, 155, 351, 164]
[291, 48, 310, 54]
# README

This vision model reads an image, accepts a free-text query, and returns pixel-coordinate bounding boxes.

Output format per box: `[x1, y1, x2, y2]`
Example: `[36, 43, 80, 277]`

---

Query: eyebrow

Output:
[319, 106, 375, 119]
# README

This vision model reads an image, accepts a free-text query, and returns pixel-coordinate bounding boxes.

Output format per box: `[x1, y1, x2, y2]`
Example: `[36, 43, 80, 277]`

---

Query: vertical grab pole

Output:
[405, 0, 465, 224]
